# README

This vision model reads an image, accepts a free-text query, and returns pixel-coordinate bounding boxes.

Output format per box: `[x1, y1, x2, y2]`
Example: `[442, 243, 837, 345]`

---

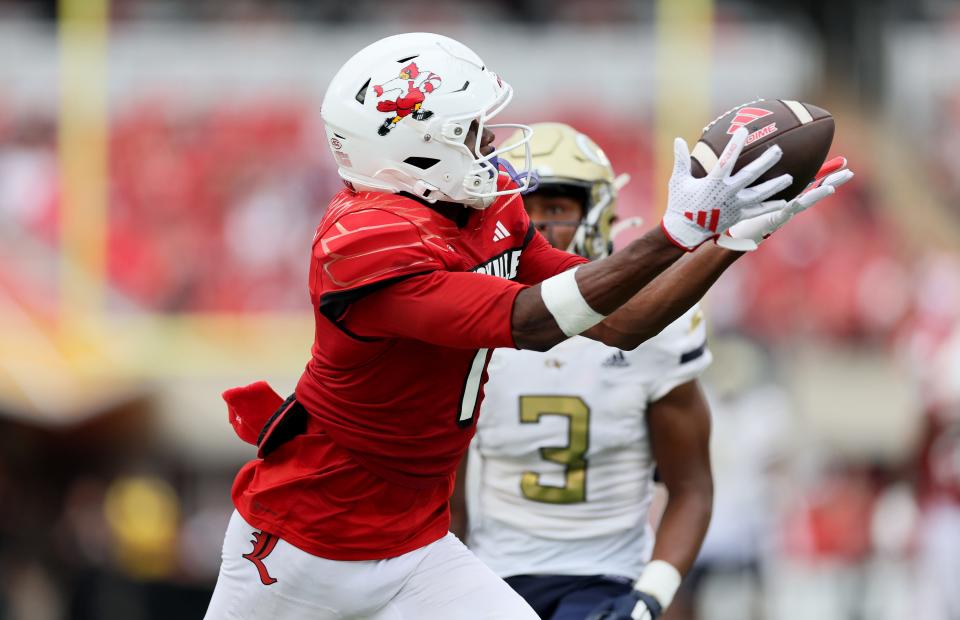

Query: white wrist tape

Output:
[539, 266, 606, 337]
[634, 560, 682, 609]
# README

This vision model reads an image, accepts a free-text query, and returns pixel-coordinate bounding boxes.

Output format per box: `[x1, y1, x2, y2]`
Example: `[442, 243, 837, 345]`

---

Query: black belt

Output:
[256, 394, 308, 458]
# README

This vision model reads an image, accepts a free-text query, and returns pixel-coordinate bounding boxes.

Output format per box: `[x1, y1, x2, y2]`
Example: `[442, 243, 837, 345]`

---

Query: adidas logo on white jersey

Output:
[602, 350, 630, 368]
[492, 221, 511, 242]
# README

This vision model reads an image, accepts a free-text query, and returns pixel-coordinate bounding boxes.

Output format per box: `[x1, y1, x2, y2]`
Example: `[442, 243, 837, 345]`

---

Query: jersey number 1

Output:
[457, 348, 491, 427]
[519, 395, 591, 503]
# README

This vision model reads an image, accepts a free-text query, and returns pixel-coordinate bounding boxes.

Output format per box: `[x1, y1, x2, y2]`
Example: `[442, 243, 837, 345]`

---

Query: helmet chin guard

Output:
[320, 32, 535, 210]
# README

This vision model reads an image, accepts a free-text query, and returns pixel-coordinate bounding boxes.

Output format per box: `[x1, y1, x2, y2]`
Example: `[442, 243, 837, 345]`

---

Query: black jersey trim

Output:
[521, 221, 537, 248]
[319, 270, 435, 342]
[679, 340, 708, 364]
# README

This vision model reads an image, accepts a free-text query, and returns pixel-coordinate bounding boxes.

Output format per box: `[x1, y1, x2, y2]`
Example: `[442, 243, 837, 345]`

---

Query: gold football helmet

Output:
[503, 122, 631, 259]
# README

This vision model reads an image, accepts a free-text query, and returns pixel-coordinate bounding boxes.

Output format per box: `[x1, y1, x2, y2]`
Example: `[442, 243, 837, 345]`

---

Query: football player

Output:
[453, 124, 853, 620]
[454, 123, 714, 620]
[204, 32, 834, 619]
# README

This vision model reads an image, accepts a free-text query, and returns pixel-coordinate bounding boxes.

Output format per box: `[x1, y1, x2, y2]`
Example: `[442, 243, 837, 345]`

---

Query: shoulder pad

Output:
[316, 206, 443, 292]
[632, 304, 709, 366]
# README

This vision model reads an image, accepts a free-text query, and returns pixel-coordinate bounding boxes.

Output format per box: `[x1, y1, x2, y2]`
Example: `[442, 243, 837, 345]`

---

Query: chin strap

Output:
[490, 156, 540, 194]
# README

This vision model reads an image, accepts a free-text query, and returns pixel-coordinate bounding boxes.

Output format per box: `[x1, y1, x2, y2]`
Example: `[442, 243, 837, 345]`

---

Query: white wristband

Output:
[539, 266, 606, 337]
[634, 560, 682, 609]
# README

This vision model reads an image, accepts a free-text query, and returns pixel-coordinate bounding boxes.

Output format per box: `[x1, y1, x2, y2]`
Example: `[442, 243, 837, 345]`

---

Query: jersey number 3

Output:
[519, 395, 591, 504]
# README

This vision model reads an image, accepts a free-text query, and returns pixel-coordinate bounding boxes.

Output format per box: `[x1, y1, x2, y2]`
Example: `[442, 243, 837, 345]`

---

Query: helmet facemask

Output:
[437, 82, 536, 209]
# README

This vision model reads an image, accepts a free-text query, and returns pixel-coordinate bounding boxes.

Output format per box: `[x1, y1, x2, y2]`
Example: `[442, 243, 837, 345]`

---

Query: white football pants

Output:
[204, 510, 538, 619]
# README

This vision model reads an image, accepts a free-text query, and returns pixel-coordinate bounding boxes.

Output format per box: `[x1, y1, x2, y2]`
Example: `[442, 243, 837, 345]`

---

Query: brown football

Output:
[690, 99, 834, 202]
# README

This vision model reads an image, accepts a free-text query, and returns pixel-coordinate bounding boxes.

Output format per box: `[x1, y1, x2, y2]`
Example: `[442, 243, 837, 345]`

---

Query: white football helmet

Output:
[321, 32, 534, 209]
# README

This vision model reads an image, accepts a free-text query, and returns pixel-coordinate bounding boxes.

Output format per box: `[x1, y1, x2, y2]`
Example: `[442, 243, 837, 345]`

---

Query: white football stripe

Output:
[691, 141, 719, 174]
[781, 100, 813, 124]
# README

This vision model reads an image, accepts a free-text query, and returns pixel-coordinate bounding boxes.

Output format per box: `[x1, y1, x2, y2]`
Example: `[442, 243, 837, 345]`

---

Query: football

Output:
[690, 99, 835, 201]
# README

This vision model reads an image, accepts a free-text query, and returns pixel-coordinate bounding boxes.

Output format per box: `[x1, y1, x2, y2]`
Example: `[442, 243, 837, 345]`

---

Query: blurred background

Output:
[0, 0, 958, 618]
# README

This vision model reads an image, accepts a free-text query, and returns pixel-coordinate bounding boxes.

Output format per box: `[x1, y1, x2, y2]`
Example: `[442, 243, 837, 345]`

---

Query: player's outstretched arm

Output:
[587, 379, 713, 620]
[583, 156, 854, 350]
[512, 228, 683, 350]
[583, 243, 742, 350]
[512, 128, 789, 352]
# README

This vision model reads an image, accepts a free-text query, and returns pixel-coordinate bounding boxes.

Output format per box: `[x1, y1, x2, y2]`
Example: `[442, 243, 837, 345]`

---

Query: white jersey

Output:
[467, 305, 711, 580]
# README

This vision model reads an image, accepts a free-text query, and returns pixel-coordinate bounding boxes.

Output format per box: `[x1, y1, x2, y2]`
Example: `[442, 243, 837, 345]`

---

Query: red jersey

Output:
[232, 181, 586, 560]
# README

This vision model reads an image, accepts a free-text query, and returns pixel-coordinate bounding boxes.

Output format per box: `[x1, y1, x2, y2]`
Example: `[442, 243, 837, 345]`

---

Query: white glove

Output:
[661, 126, 793, 251]
[717, 156, 855, 251]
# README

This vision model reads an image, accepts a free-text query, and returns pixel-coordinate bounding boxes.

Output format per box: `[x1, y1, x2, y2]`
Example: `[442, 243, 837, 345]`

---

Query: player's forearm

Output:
[649, 485, 713, 576]
[646, 380, 713, 578]
[593, 243, 742, 349]
[512, 228, 683, 351]
[574, 227, 685, 313]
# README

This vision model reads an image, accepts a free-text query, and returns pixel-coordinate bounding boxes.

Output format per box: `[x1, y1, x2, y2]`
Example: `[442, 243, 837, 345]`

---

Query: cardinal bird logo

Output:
[243, 530, 279, 585]
[372, 61, 443, 136]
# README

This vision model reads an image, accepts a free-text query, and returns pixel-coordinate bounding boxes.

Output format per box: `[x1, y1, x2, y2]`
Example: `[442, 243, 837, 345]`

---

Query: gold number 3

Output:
[519, 395, 591, 504]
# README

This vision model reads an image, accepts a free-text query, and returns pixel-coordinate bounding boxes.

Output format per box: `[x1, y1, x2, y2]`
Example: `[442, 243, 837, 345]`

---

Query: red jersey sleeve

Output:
[341, 271, 524, 349]
[311, 207, 445, 321]
[517, 225, 589, 285]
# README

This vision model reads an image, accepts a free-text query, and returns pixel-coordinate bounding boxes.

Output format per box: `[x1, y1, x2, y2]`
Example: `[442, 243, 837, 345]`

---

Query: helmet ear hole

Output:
[355, 78, 371, 105]
[403, 157, 440, 170]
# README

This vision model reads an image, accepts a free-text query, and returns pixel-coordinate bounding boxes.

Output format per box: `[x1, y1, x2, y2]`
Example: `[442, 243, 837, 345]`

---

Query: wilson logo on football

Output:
[727, 107, 774, 134]
[373, 61, 442, 136]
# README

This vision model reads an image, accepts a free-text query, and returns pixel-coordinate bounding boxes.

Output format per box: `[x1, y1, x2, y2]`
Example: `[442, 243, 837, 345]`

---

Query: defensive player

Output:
[204, 32, 818, 619]
[454, 123, 714, 620]
[453, 124, 853, 620]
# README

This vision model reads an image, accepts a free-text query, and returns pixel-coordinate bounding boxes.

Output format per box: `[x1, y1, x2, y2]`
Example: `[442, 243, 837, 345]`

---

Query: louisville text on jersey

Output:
[472, 248, 522, 280]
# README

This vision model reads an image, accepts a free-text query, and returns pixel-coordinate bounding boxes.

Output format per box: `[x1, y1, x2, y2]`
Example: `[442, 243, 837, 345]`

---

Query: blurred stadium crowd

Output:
[0, 1, 959, 619]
